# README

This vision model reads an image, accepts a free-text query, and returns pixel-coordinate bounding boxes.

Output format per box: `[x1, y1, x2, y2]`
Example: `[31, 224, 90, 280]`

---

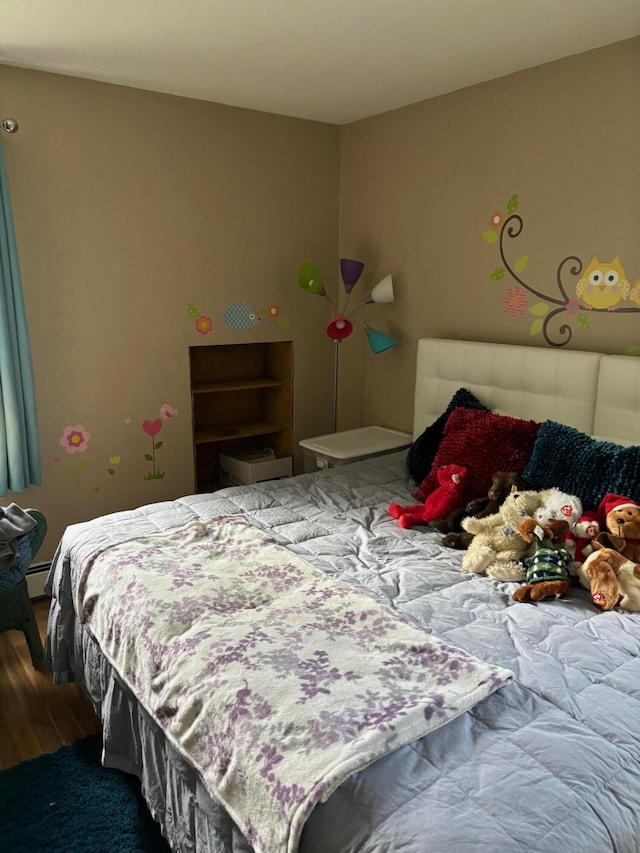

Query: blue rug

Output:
[0, 734, 170, 851]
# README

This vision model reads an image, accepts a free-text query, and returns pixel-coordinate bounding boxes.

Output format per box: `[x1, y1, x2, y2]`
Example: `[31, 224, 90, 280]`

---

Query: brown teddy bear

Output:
[577, 544, 640, 611]
[431, 471, 529, 550]
[593, 494, 640, 562]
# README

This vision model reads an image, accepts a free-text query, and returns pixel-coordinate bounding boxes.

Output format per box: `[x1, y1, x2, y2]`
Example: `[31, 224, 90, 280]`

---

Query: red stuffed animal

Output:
[389, 464, 467, 529]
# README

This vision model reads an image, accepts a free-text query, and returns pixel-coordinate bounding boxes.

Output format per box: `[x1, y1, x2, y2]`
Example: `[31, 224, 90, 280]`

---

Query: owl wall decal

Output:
[576, 257, 630, 310]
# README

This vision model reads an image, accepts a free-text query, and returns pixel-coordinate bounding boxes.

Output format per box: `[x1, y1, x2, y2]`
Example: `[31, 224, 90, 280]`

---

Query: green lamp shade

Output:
[297, 262, 326, 295]
[365, 325, 398, 354]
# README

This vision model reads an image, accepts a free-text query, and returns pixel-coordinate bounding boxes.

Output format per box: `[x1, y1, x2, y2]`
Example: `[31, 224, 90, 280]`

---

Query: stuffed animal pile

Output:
[390, 464, 640, 612]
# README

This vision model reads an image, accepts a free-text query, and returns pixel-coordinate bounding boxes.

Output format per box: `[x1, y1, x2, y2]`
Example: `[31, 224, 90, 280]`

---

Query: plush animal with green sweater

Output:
[512, 518, 573, 602]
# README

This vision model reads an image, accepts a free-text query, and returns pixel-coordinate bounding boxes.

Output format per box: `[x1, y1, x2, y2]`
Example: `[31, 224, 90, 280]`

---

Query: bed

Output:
[45, 338, 640, 853]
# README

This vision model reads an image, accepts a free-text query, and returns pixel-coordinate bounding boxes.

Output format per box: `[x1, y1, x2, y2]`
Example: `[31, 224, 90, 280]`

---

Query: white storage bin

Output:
[219, 450, 292, 487]
[299, 426, 411, 473]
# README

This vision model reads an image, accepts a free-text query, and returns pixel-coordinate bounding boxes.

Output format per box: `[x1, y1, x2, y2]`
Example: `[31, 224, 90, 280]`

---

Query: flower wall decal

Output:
[142, 418, 165, 480]
[59, 424, 91, 485]
[482, 194, 640, 347]
[187, 303, 213, 335]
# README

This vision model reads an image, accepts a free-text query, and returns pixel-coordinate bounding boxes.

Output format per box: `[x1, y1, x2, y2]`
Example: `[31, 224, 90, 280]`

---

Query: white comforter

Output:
[45, 452, 640, 852]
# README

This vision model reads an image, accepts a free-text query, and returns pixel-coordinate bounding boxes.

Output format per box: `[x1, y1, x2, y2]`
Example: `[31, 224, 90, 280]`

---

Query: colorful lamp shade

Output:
[327, 315, 354, 341]
[363, 325, 398, 354]
[340, 258, 365, 292]
[367, 274, 394, 304]
[297, 262, 326, 296]
[296, 257, 398, 431]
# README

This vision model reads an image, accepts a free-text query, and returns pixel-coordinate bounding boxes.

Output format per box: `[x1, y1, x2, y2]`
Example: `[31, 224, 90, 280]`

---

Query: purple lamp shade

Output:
[340, 258, 364, 293]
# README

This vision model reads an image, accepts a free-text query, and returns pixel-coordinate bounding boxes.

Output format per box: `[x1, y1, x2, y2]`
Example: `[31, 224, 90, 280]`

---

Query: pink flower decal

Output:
[565, 300, 580, 315]
[142, 419, 163, 437]
[502, 287, 529, 318]
[60, 424, 92, 454]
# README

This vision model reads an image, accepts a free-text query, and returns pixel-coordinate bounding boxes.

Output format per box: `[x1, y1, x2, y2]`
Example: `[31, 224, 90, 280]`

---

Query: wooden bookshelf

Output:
[189, 341, 294, 491]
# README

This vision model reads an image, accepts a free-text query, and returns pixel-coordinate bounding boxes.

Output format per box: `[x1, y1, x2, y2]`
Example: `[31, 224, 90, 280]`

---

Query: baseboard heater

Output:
[26, 562, 51, 599]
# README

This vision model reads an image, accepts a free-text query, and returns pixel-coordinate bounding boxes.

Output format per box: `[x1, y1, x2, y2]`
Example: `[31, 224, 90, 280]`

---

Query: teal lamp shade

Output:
[364, 325, 398, 354]
[297, 262, 326, 296]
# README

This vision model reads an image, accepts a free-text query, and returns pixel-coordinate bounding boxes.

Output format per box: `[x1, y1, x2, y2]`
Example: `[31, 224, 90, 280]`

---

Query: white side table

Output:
[299, 426, 412, 473]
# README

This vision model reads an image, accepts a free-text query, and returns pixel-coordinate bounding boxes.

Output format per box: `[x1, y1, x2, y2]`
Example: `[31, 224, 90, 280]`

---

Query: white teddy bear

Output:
[527, 487, 583, 535]
[461, 488, 550, 582]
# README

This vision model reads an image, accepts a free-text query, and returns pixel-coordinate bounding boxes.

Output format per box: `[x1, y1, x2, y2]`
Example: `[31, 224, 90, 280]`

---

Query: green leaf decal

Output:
[155, 441, 163, 450]
[145, 453, 153, 461]
[529, 302, 549, 316]
[481, 230, 498, 244]
[108, 468, 115, 476]
[507, 194, 519, 214]
[187, 303, 200, 318]
[514, 255, 529, 272]
[79, 461, 88, 471]
[529, 318, 544, 337]
[490, 268, 506, 280]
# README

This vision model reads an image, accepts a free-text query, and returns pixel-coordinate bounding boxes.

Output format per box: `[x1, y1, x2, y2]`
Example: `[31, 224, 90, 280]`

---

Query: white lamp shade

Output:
[369, 274, 394, 304]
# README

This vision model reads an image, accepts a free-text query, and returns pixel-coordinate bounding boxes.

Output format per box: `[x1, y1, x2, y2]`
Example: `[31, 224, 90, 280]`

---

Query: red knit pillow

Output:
[414, 407, 539, 503]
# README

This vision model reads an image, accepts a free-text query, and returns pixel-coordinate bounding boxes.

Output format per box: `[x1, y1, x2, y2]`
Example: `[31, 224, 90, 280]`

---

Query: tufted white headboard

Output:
[412, 339, 640, 446]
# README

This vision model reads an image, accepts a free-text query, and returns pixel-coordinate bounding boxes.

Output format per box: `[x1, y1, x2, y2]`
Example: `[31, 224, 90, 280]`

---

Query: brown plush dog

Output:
[433, 471, 529, 550]
[577, 544, 640, 611]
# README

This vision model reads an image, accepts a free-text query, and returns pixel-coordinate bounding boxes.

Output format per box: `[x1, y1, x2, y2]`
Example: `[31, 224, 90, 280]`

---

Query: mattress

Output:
[44, 450, 640, 852]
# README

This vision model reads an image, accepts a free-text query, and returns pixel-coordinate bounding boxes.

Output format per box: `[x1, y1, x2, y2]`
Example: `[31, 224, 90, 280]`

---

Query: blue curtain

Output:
[0, 136, 41, 493]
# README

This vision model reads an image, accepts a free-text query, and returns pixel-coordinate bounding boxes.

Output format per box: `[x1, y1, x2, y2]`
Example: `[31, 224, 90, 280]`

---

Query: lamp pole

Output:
[332, 340, 340, 433]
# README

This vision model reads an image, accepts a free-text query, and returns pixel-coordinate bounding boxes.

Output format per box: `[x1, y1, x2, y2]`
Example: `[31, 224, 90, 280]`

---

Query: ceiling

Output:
[1, 0, 639, 125]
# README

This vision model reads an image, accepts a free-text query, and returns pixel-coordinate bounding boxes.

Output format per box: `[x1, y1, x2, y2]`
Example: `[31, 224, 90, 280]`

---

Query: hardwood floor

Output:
[0, 597, 101, 770]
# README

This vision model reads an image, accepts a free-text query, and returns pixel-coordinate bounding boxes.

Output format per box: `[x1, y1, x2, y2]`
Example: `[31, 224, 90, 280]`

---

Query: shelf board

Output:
[192, 378, 284, 394]
[194, 421, 284, 445]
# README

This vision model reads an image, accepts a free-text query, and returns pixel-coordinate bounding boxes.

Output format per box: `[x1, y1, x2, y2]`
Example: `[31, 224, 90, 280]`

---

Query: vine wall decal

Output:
[482, 194, 640, 348]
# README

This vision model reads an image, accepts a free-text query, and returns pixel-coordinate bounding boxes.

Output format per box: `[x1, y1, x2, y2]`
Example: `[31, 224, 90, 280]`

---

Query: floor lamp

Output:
[297, 258, 398, 432]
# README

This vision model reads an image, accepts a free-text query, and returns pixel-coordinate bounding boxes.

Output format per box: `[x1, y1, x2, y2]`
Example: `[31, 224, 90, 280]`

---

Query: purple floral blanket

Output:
[77, 515, 512, 853]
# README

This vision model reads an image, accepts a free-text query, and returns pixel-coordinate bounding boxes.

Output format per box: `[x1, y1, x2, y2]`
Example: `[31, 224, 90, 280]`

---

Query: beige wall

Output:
[0, 37, 638, 561]
[339, 37, 640, 433]
[0, 66, 340, 558]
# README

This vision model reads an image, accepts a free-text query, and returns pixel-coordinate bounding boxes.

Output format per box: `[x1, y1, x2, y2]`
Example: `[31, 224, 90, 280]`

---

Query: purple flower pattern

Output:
[78, 515, 512, 853]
